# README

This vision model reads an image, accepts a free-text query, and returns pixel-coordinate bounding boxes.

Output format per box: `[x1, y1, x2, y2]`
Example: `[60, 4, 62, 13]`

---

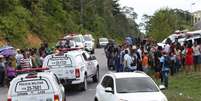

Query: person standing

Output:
[160, 52, 170, 88]
[0, 55, 5, 87]
[192, 42, 201, 72]
[142, 51, 149, 73]
[130, 46, 138, 72]
[15, 49, 24, 70]
[123, 50, 132, 72]
[185, 43, 194, 73]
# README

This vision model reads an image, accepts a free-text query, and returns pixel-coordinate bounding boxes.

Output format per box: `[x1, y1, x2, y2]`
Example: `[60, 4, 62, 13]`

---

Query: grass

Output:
[160, 72, 201, 101]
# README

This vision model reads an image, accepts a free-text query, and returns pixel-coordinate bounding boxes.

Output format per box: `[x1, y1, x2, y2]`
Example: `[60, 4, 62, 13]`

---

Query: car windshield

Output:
[84, 36, 92, 41]
[73, 36, 82, 42]
[99, 38, 108, 42]
[116, 77, 159, 93]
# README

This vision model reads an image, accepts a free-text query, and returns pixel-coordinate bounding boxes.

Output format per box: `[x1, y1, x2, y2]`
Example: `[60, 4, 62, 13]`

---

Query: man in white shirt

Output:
[124, 50, 132, 72]
[164, 44, 170, 54]
[15, 49, 24, 69]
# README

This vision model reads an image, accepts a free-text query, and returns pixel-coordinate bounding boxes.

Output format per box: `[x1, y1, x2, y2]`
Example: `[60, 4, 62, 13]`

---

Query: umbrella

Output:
[0, 46, 14, 52]
[0, 48, 16, 57]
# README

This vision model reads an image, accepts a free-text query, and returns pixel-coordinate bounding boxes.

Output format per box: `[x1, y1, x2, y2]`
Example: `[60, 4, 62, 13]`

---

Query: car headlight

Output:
[161, 97, 168, 101]
[119, 99, 128, 101]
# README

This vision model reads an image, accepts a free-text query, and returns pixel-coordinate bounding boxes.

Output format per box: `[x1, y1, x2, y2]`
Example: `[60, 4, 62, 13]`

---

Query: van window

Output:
[14, 79, 51, 96]
[47, 56, 72, 68]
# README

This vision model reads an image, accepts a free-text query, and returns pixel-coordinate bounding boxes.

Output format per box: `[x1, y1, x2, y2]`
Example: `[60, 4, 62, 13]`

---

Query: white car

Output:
[98, 38, 109, 48]
[7, 69, 65, 101]
[64, 34, 85, 48]
[95, 72, 168, 101]
[43, 49, 99, 91]
[84, 35, 95, 54]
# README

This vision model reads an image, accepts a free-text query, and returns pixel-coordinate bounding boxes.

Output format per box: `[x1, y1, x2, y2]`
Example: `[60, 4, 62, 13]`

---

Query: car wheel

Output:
[93, 67, 99, 82]
[80, 75, 88, 91]
[94, 97, 98, 101]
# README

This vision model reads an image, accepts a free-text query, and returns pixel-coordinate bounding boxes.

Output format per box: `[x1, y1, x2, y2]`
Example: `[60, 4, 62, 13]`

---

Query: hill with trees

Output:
[0, 0, 140, 48]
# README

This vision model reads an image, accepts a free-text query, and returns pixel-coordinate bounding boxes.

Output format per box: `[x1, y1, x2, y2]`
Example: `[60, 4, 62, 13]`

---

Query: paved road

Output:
[0, 48, 109, 101]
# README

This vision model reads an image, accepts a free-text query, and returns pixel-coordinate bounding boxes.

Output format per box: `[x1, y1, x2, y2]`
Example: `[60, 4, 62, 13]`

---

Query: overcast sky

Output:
[119, 0, 201, 24]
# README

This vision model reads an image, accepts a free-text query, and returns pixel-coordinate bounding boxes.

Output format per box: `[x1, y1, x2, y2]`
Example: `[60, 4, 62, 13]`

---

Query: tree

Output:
[146, 8, 192, 41]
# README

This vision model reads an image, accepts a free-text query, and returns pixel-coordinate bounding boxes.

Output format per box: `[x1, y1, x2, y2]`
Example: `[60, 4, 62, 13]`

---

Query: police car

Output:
[7, 68, 65, 101]
[43, 48, 99, 91]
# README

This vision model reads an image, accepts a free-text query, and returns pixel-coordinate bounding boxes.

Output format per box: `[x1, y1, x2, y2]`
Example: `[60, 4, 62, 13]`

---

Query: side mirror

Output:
[90, 56, 96, 60]
[159, 85, 166, 90]
[105, 87, 114, 94]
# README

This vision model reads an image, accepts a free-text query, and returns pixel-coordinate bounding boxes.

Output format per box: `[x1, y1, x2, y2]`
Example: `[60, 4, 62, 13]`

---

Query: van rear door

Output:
[44, 55, 76, 79]
[11, 78, 55, 101]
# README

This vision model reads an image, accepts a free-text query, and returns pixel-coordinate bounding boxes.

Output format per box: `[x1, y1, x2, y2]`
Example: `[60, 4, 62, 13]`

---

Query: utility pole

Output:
[80, 0, 84, 28]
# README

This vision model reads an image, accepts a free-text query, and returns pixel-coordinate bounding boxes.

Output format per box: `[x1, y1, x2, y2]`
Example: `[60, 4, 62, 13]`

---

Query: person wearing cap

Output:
[0, 55, 5, 87]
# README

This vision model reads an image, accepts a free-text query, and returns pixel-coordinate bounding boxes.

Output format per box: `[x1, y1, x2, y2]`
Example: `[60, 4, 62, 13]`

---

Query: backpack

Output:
[131, 54, 138, 66]
[164, 56, 170, 67]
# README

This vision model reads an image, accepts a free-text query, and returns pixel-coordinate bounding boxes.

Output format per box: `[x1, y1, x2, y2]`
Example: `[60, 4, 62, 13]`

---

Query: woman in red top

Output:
[185, 44, 194, 73]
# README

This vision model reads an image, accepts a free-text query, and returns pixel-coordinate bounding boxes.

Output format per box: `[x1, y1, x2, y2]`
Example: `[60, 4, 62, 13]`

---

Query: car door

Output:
[98, 76, 115, 101]
[82, 52, 93, 76]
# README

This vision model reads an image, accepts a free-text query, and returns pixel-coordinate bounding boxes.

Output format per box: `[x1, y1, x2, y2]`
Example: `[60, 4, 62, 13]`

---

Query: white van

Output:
[43, 49, 99, 91]
[7, 69, 65, 101]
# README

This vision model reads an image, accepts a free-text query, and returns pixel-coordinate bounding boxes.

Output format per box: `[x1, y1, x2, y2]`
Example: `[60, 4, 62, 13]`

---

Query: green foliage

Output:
[146, 8, 192, 41]
[0, 0, 139, 47]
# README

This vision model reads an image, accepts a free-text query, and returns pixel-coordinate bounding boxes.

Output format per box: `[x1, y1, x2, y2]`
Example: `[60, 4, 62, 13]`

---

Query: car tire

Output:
[92, 66, 99, 82]
[94, 97, 98, 101]
[80, 75, 88, 91]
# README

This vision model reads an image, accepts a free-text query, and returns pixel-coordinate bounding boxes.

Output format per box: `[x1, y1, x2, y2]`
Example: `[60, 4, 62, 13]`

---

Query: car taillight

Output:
[7, 97, 11, 101]
[54, 95, 59, 101]
[75, 68, 80, 78]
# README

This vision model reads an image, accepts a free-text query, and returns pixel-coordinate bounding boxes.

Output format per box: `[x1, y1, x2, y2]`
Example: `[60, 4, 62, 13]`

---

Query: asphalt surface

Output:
[0, 48, 108, 101]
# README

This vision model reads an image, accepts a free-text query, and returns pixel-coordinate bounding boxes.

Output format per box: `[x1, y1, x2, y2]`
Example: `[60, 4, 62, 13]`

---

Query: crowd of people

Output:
[0, 42, 53, 87]
[105, 38, 201, 88]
